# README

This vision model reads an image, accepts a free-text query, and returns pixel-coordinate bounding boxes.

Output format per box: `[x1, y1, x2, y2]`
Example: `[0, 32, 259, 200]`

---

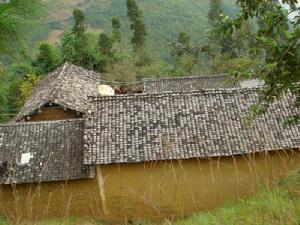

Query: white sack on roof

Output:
[99, 85, 115, 96]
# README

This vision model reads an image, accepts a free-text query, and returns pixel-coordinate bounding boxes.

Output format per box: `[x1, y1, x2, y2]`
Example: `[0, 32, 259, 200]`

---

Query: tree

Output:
[204, 0, 224, 72]
[98, 33, 113, 57]
[61, 32, 76, 62]
[208, 0, 223, 27]
[0, 70, 9, 123]
[126, 0, 149, 66]
[18, 73, 42, 106]
[95, 33, 114, 72]
[0, 0, 45, 57]
[70, 9, 93, 69]
[112, 16, 121, 44]
[223, 0, 300, 122]
[204, 0, 250, 73]
[33, 43, 60, 74]
[72, 9, 86, 37]
[170, 32, 199, 74]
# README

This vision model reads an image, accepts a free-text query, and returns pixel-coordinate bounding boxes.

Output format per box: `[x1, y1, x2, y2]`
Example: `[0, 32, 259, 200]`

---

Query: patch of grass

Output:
[29, 217, 105, 225]
[0, 216, 8, 225]
[164, 169, 300, 225]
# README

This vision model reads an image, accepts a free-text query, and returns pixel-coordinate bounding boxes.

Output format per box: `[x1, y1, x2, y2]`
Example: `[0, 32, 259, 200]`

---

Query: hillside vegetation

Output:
[43, 0, 238, 59]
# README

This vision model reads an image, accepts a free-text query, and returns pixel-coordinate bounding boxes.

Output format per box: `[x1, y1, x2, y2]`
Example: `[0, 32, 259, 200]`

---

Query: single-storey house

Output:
[0, 67, 299, 223]
[13, 62, 101, 122]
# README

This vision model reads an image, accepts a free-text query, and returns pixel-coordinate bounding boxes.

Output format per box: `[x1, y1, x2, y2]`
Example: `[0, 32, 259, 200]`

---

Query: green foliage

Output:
[112, 16, 121, 44]
[208, 0, 224, 27]
[96, 33, 114, 72]
[0, 0, 46, 57]
[33, 43, 60, 74]
[72, 9, 86, 36]
[0, 62, 35, 122]
[178, 32, 190, 47]
[0, 70, 9, 123]
[126, 0, 149, 66]
[222, 0, 300, 120]
[69, 9, 93, 69]
[17, 73, 42, 107]
[203, 0, 240, 73]
[61, 32, 76, 62]
[104, 61, 138, 84]
[170, 32, 200, 75]
[78, 0, 237, 60]
[98, 33, 113, 57]
[0, 216, 8, 225]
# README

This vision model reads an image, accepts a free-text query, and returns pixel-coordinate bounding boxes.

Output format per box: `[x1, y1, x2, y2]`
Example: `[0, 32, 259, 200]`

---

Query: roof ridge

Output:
[142, 74, 232, 82]
[48, 62, 69, 102]
[0, 118, 84, 127]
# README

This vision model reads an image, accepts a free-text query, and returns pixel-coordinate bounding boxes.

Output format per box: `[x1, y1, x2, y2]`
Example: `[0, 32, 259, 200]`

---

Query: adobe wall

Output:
[0, 178, 104, 224]
[29, 108, 81, 121]
[1, 150, 300, 224]
[97, 149, 300, 223]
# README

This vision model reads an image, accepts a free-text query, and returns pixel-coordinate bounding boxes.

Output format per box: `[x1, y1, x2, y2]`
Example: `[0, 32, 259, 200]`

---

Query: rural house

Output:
[13, 62, 101, 122]
[0, 68, 300, 223]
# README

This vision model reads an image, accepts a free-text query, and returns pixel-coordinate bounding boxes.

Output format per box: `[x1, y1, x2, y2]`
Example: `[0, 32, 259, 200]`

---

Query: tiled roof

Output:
[0, 119, 94, 184]
[143, 74, 240, 93]
[84, 88, 300, 165]
[14, 62, 101, 122]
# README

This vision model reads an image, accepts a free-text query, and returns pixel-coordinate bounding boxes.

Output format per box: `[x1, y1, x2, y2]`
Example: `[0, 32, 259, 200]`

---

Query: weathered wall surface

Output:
[98, 150, 300, 222]
[29, 108, 81, 121]
[0, 178, 104, 223]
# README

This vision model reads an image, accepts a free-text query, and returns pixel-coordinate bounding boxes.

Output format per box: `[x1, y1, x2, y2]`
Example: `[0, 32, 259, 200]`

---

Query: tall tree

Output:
[112, 16, 121, 44]
[96, 32, 114, 71]
[71, 9, 93, 69]
[204, 0, 239, 73]
[98, 33, 113, 57]
[61, 32, 76, 63]
[126, 0, 149, 66]
[170, 32, 199, 74]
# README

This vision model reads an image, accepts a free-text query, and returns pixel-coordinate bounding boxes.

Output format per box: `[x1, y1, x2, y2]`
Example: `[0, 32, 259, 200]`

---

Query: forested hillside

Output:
[1, 0, 299, 124]
[42, 0, 238, 60]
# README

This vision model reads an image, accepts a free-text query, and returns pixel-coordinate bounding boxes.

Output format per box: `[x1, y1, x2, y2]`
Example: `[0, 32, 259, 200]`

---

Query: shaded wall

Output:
[98, 149, 300, 222]
[0, 178, 104, 224]
[29, 108, 81, 121]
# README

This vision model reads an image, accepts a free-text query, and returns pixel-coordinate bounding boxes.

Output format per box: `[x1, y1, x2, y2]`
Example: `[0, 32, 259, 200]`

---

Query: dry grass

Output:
[161, 169, 300, 225]
[1, 169, 299, 225]
[1, 154, 300, 225]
